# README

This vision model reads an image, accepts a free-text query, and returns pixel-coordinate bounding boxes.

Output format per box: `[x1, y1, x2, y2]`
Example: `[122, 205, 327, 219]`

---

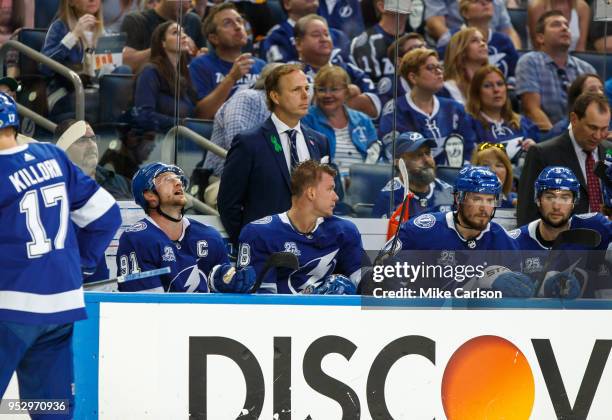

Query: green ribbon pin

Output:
[271, 135, 282, 153]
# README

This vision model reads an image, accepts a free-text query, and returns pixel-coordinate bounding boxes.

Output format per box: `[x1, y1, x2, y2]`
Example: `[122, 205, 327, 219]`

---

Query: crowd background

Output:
[2, 0, 612, 224]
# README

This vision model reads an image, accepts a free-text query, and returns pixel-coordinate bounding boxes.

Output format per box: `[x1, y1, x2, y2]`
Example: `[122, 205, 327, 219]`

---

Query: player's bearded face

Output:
[458, 193, 495, 230]
[405, 148, 436, 186]
[155, 172, 187, 207]
[538, 190, 573, 228]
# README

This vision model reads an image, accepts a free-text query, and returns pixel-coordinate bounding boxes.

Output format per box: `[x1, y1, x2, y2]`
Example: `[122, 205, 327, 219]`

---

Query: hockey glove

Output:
[209, 264, 256, 293]
[543, 271, 581, 299]
[313, 274, 357, 295]
[491, 272, 535, 298]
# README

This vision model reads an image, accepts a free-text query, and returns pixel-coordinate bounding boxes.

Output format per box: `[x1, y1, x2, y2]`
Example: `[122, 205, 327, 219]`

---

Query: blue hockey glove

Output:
[543, 271, 581, 299]
[313, 274, 357, 295]
[210, 264, 256, 293]
[491, 272, 535, 297]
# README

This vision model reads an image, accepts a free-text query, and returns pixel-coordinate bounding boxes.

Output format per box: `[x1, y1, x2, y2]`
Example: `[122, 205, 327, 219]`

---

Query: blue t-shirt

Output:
[189, 52, 266, 100]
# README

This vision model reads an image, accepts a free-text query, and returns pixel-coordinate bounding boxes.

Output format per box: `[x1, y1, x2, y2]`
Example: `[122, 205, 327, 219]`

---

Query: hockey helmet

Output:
[454, 165, 502, 199]
[534, 166, 580, 203]
[132, 162, 188, 210]
[0, 92, 19, 131]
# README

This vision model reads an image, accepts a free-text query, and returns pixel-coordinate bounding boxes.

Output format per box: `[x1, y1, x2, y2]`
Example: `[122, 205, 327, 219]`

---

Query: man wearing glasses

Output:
[512, 167, 611, 298]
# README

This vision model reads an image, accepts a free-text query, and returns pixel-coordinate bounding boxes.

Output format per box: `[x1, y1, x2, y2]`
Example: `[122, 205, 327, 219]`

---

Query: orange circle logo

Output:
[441, 335, 535, 420]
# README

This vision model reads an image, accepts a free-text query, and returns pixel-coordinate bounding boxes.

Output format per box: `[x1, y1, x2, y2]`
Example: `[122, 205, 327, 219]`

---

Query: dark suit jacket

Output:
[218, 117, 330, 243]
[517, 131, 607, 226]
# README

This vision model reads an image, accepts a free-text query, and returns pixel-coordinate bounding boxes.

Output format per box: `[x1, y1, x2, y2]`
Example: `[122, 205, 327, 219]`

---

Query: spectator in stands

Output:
[437, 0, 518, 82]
[467, 65, 539, 149]
[55, 119, 132, 200]
[189, 0, 207, 18]
[218, 64, 330, 244]
[515, 10, 595, 131]
[545, 73, 607, 141]
[189, 3, 266, 120]
[372, 131, 453, 218]
[132, 21, 202, 132]
[104, 0, 139, 33]
[318, 0, 365, 39]
[518, 92, 611, 225]
[1, 0, 34, 77]
[350, 0, 407, 86]
[121, 0, 205, 73]
[99, 125, 156, 180]
[378, 48, 476, 166]
[439, 28, 489, 105]
[202, 62, 282, 207]
[0, 76, 18, 100]
[302, 65, 380, 184]
[294, 14, 380, 118]
[527, 0, 589, 52]
[378, 33, 426, 109]
[589, 19, 612, 53]
[425, 0, 521, 49]
[260, 0, 350, 64]
[471, 142, 516, 208]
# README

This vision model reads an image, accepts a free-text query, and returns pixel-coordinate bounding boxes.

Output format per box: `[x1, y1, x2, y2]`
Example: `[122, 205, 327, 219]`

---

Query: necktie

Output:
[285, 129, 299, 173]
[585, 150, 602, 212]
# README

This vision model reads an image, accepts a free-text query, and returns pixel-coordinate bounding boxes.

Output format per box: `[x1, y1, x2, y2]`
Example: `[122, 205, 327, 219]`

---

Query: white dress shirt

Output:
[271, 112, 311, 172]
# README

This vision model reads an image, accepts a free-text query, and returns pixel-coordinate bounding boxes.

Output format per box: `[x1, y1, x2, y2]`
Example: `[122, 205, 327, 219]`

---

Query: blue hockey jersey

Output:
[396, 211, 519, 251]
[511, 213, 612, 297]
[379, 94, 476, 165]
[513, 213, 611, 251]
[260, 19, 350, 63]
[116, 216, 230, 292]
[318, 0, 365, 39]
[238, 212, 364, 294]
[189, 52, 266, 100]
[0, 143, 120, 324]
[471, 115, 540, 146]
[371, 177, 453, 218]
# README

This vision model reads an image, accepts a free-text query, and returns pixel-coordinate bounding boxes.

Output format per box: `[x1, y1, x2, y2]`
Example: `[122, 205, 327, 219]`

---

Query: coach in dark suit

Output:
[218, 64, 330, 243]
[518, 93, 611, 226]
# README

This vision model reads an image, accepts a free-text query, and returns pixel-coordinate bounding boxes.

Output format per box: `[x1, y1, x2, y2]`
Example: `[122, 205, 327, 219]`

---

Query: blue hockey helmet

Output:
[0, 92, 19, 131]
[132, 162, 188, 210]
[534, 166, 580, 203]
[454, 165, 502, 196]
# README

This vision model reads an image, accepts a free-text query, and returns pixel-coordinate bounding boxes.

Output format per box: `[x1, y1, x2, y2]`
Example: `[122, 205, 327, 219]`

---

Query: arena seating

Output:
[348, 163, 393, 217]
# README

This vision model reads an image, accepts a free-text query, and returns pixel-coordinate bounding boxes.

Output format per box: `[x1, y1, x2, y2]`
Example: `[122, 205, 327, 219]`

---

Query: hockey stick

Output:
[536, 228, 602, 297]
[373, 159, 411, 267]
[83, 267, 172, 290]
[249, 252, 300, 293]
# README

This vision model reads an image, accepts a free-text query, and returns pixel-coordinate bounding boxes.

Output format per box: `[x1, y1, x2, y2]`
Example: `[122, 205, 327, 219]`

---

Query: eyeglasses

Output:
[315, 86, 347, 94]
[477, 142, 505, 152]
[423, 63, 444, 73]
[557, 68, 570, 92]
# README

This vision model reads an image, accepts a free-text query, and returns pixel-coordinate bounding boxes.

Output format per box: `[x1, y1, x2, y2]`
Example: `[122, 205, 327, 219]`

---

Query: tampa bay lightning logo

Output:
[414, 213, 436, 229]
[339, 5, 353, 17]
[287, 250, 338, 294]
[168, 264, 208, 293]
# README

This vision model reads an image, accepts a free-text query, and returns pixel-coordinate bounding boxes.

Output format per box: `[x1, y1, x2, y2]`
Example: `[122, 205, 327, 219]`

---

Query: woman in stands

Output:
[132, 20, 200, 132]
[42, 0, 129, 122]
[471, 142, 516, 208]
[467, 65, 539, 150]
[545, 73, 606, 140]
[439, 28, 488, 105]
[302, 65, 380, 185]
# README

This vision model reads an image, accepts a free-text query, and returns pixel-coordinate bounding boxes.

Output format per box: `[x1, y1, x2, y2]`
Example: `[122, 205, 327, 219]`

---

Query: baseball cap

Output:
[394, 131, 437, 157]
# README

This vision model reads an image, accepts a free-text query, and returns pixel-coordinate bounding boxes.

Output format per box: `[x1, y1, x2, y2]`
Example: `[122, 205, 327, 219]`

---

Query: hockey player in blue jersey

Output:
[385, 166, 534, 296]
[0, 93, 121, 417]
[378, 48, 477, 166]
[372, 131, 453, 218]
[512, 167, 611, 297]
[238, 160, 364, 294]
[117, 162, 255, 293]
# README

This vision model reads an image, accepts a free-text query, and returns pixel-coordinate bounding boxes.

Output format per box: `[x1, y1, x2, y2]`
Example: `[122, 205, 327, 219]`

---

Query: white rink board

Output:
[97, 302, 612, 419]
